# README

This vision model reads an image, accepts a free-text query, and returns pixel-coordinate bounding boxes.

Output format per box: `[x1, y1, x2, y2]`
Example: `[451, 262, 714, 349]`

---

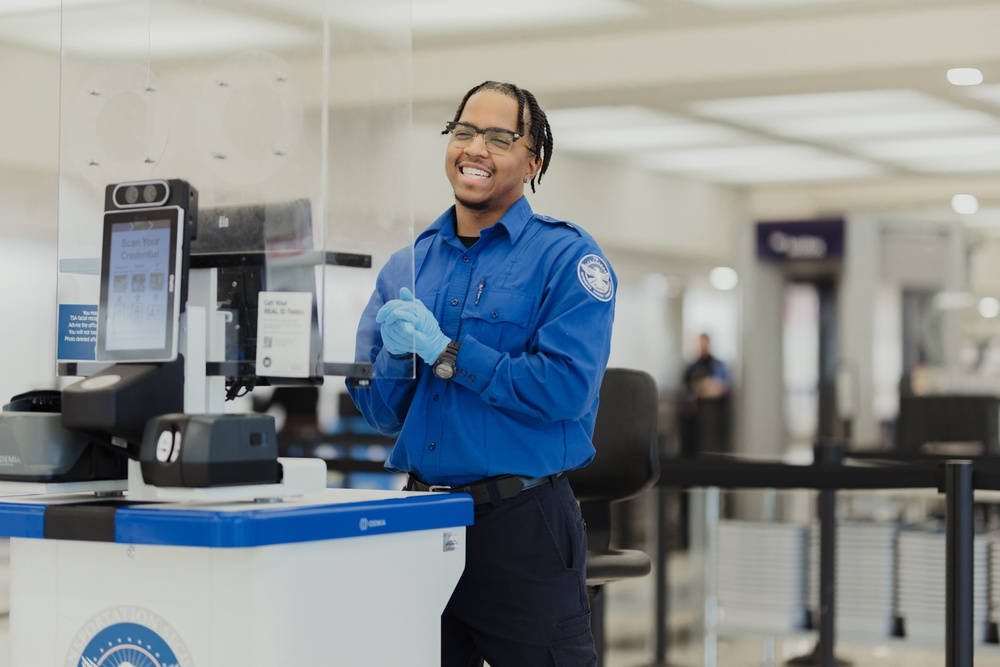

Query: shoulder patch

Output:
[577, 254, 614, 302]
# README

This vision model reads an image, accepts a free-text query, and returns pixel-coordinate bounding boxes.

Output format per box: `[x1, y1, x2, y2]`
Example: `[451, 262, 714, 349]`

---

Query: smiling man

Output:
[348, 81, 617, 666]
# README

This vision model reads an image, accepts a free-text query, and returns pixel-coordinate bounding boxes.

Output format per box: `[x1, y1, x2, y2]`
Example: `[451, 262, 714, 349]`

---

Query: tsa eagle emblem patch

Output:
[577, 254, 614, 302]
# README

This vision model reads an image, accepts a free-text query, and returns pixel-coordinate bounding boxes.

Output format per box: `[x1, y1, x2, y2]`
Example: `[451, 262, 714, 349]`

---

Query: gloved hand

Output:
[376, 288, 451, 364]
[378, 311, 416, 357]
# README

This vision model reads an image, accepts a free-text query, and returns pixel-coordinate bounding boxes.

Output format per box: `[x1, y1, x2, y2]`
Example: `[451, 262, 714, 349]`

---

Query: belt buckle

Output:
[428, 484, 453, 492]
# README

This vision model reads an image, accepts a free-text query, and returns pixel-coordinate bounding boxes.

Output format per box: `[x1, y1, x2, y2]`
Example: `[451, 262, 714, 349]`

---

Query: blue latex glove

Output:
[376, 295, 418, 357]
[378, 313, 416, 357]
[376, 288, 451, 364]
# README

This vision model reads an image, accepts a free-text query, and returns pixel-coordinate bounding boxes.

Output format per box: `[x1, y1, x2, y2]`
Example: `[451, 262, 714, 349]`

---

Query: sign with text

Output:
[58, 304, 98, 361]
[255, 291, 313, 377]
[756, 218, 845, 263]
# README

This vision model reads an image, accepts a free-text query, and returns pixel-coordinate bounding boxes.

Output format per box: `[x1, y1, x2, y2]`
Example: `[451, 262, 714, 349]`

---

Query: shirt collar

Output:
[418, 196, 535, 245]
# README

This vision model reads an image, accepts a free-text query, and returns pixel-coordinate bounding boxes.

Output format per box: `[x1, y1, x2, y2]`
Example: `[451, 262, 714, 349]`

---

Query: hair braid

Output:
[444, 81, 553, 192]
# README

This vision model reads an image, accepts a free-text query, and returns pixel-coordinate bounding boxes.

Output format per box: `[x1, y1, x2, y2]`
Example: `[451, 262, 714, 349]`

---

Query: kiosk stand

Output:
[0, 488, 471, 666]
[0, 172, 472, 665]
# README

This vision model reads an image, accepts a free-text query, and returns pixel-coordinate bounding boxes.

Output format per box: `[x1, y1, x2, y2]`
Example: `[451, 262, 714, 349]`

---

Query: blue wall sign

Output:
[756, 218, 845, 263]
[58, 303, 98, 361]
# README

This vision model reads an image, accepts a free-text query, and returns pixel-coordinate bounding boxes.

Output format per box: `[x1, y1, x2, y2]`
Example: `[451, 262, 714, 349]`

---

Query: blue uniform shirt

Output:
[348, 197, 617, 486]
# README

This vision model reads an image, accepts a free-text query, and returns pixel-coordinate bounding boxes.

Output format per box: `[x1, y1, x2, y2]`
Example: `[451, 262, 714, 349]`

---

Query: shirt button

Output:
[469, 375, 476, 382]
[491, 312, 499, 319]
[429, 443, 437, 451]
[462, 256, 470, 262]
[451, 298, 459, 306]
[433, 394, 439, 402]
[489, 397, 497, 403]
[459, 370, 467, 377]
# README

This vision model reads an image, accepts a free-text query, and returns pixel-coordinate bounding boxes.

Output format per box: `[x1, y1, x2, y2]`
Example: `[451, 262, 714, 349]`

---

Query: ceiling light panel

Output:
[891, 154, 1000, 174]
[0, 3, 315, 58]
[549, 106, 680, 129]
[682, 0, 864, 8]
[852, 136, 1000, 173]
[853, 135, 1000, 161]
[548, 106, 753, 152]
[559, 123, 753, 152]
[966, 84, 1000, 107]
[693, 89, 948, 120]
[691, 89, 1000, 147]
[633, 144, 885, 184]
[309, 0, 642, 36]
[414, 0, 642, 33]
[746, 109, 1000, 141]
[0, 0, 119, 15]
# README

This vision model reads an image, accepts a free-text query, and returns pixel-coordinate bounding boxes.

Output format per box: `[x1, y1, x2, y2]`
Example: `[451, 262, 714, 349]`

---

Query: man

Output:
[348, 81, 616, 666]
[683, 333, 730, 404]
[680, 332, 731, 456]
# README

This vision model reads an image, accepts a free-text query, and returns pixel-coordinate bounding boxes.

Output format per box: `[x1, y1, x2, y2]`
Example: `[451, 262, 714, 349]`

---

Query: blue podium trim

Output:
[0, 504, 47, 539]
[0, 493, 473, 548]
[115, 494, 473, 548]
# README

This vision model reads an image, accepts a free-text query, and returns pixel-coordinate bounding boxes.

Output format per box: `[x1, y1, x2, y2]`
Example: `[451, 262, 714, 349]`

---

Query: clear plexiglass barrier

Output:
[55, 0, 415, 401]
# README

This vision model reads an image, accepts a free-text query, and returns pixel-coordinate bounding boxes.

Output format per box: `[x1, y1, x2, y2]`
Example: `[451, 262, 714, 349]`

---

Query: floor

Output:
[602, 550, 1000, 667]
[1, 554, 998, 666]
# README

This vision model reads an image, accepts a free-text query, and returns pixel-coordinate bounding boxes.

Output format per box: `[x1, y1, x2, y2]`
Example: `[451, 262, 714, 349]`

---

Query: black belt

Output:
[405, 474, 558, 506]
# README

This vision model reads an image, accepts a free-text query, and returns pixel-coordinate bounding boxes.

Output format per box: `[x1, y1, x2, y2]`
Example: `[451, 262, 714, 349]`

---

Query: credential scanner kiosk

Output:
[0, 179, 471, 666]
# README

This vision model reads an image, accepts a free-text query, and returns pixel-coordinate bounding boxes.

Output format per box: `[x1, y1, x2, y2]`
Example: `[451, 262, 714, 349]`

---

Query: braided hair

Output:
[444, 81, 553, 193]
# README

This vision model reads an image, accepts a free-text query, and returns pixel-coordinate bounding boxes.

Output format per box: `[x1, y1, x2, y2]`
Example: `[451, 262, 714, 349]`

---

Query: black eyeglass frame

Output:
[443, 121, 536, 155]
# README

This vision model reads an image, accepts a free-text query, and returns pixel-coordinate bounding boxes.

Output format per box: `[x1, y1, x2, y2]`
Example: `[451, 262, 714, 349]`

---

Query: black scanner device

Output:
[140, 413, 281, 488]
[61, 359, 185, 459]
[0, 390, 127, 483]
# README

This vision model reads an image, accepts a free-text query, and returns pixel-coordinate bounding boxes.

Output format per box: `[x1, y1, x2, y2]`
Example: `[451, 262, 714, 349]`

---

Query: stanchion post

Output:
[944, 460, 974, 667]
[816, 458, 837, 666]
[787, 439, 848, 667]
[653, 484, 670, 664]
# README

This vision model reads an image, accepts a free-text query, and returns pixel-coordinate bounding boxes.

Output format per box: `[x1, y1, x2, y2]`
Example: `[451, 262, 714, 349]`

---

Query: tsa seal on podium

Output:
[68, 605, 193, 667]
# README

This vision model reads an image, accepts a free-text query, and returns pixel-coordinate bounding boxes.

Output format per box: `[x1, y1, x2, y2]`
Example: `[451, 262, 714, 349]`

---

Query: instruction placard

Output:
[255, 291, 312, 377]
[58, 304, 98, 360]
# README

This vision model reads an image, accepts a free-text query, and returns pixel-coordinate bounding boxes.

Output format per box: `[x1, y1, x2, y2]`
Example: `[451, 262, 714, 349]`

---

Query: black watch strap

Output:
[432, 340, 461, 380]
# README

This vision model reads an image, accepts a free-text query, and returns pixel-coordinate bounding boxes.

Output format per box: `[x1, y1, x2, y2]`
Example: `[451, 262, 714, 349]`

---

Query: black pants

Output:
[440, 474, 597, 667]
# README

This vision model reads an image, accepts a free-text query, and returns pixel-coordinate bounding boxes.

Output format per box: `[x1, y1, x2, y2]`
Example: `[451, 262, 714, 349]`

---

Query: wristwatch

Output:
[432, 340, 461, 380]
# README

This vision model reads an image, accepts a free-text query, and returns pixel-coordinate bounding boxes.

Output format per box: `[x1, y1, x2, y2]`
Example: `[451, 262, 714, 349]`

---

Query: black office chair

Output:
[568, 367, 661, 664]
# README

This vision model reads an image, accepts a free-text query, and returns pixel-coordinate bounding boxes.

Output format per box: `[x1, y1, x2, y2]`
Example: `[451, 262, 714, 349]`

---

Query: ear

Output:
[523, 154, 541, 184]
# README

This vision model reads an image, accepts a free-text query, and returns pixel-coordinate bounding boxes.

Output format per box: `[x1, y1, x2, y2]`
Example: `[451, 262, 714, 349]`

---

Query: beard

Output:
[454, 192, 491, 211]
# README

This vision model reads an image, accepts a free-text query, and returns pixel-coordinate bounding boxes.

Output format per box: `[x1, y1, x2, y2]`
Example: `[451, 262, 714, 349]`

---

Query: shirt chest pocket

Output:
[462, 288, 535, 352]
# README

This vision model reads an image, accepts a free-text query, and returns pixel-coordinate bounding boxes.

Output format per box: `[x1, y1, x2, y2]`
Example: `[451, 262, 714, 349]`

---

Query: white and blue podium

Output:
[0, 487, 472, 666]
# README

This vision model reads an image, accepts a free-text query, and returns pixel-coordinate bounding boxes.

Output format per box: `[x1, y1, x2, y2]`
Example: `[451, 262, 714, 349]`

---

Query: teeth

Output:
[462, 166, 490, 179]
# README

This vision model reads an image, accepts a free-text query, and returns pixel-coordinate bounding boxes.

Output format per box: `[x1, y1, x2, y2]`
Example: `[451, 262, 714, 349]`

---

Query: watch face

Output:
[433, 362, 456, 380]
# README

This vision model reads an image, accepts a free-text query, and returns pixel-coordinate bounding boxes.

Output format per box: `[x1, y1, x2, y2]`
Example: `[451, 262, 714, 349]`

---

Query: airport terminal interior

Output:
[4, 0, 1000, 665]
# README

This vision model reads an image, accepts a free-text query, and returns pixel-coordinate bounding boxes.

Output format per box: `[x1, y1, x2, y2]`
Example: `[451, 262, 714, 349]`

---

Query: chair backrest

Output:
[568, 367, 660, 504]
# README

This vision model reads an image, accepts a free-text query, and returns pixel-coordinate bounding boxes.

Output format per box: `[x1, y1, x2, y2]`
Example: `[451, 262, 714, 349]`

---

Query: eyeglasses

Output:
[444, 121, 534, 155]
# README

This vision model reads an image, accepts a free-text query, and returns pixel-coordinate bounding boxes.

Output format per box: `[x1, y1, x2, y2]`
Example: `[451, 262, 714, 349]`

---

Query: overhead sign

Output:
[756, 218, 845, 263]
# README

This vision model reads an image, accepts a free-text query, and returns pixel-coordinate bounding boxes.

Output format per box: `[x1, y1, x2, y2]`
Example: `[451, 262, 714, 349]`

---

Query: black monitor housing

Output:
[61, 179, 196, 459]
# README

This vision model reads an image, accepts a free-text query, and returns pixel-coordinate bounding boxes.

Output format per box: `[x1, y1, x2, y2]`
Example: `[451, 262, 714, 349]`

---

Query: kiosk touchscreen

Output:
[96, 206, 185, 363]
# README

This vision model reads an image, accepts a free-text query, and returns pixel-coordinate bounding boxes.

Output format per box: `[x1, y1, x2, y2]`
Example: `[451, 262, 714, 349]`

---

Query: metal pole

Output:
[653, 484, 670, 664]
[702, 486, 720, 667]
[945, 460, 974, 667]
[816, 441, 842, 667]
[816, 484, 836, 667]
[787, 440, 846, 667]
